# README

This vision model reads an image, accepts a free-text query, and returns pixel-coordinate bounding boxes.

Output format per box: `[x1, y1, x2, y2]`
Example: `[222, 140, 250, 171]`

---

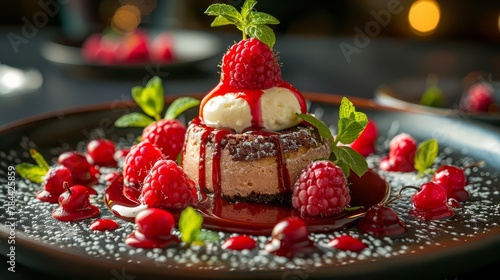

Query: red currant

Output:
[264, 217, 316, 258]
[432, 165, 469, 202]
[86, 138, 117, 167]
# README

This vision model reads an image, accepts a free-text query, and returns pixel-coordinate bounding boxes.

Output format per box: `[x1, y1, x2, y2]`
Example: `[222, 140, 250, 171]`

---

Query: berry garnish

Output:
[141, 119, 187, 160]
[432, 164, 469, 202]
[114, 76, 199, 160]
[57, 150, 99, 187]
[220, 37, 282, 90]
[86, 138, 117, 167]
[264, 216, 316, 258]
[357, 199, 408, 238]
[89, 218, 120, 231]
[401, 183, 454, 221]
[350, 119, 377, 157]
[222, 235, 257, 251]
[461, 81, 495, 113]
[297, 97, 369, 178]
[291, 160, 350, 217]
[37, 165, 73, 204]
[125, 208, 179, 249]
[141, 159, 198, 209]
[52, 182, 100, 222]
[328, 235, 367, 252]
[379, 133, 417, 172]
[122, 140, 164, 202]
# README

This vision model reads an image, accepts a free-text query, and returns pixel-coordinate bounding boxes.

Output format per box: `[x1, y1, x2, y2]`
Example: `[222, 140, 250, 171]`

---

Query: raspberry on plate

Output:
[142, 159, 198, 209]
[221, 37, 282, 90]
[291, 160, 350, 217]
[141, 119, 187, 161]
[380, 133, 417, 172]
[122, 141, 164, 201]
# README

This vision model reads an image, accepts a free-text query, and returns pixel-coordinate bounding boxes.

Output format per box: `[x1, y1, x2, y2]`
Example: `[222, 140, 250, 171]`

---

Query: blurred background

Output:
[1, 0, 499, 42]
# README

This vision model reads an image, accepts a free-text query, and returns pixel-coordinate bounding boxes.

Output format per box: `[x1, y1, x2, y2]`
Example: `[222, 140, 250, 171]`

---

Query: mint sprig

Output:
[114, 76, 200, 128]
[414, 138, 439, 175]
[205, 0, 279, 49]
[178, 206, 219, 246]
[15, 149, 50, 183]
[297, 97, 369, 177]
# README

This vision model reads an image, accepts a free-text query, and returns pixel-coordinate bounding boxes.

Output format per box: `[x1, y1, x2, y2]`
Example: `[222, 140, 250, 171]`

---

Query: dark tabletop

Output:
[1, 26, 499, 279]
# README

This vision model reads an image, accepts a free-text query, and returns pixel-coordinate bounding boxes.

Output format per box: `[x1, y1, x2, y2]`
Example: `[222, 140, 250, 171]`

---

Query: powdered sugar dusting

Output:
[1, 133, 499, 276]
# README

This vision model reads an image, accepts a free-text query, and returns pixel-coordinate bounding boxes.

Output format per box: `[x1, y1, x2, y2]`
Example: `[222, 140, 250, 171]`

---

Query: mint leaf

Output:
[205, 0, 278, 48]
[131, 76, 164, 120]
[333, 146, 368, 177]
[337, 118, 366, 145]
[245, 25, 276, 49]
[414, 138, 439, 174]
[30, 148, 49, 171]
[15, 163, 48, 184]
[296, 113, 334, 143]
[15, 149, 50, 183]
[297, 97, 369, 178]
[336, 97, 368, 145]
[195, 230, 220, 244]
[250, 12, 280, 25]
[164, 97, 200, 120]
[179, 206, 203, 244]
[114, 112, 155, 128]
[205, 4, 243, 30]
[420, 85, 445, 108]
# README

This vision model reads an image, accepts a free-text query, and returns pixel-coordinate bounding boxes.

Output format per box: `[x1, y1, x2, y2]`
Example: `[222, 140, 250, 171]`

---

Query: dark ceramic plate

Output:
[374, 76, 500, 126]
[40, 29, 223, 74]
[1, 93, 499, 280]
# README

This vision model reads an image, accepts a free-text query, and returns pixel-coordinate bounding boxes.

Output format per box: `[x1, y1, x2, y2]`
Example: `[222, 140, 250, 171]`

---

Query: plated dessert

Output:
[2, 1, 500, 279]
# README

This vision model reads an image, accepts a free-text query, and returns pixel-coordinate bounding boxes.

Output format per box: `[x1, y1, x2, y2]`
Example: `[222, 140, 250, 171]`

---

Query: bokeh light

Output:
[408, 0, 441, 35]
[111, 4, 142, 33]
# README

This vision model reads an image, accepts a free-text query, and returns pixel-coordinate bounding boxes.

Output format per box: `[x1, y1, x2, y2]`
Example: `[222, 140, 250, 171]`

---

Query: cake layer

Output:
[182, 119, 331, 204]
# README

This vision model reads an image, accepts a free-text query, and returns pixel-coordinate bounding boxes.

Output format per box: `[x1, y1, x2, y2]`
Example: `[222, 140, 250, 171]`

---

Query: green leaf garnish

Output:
[178, 206, 219, 246]
[114, 76, 200, 129]
[414, 138, 439, 175]
[205, 0, 279, 48]
[15, 149, 50, 183]
[419, 74, 445, 108]
[131, 76, 164, 121]
[114, 112, 155, 127]
[333, 146, 369, 177]
[297, 97, 369, 178]
[164, 97, 201, 120]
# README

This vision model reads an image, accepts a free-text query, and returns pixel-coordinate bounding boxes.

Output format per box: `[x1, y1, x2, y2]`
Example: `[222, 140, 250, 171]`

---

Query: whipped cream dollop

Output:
[202, 86, 303, 133]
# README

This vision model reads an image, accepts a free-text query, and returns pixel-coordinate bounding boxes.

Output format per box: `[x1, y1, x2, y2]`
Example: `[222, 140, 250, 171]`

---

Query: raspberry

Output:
[379, 133, 417, 172]
[462, 82, 495, 112]
[221, 38, 282, 89]
[142, 159, 198, 209]
[141, 119, 186, 160]
[122, 141, 164, 201]
[291, 160, 350, 217]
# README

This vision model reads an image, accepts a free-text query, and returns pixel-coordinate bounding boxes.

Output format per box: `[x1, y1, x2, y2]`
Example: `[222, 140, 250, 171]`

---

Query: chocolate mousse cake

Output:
[182, 118, 331, 204]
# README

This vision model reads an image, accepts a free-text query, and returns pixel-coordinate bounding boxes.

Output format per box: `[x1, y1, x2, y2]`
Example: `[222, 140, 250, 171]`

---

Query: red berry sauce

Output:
[328, 235, 367, 252]
[222, 235, 257, 251]
[89, 218, 120, 231]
